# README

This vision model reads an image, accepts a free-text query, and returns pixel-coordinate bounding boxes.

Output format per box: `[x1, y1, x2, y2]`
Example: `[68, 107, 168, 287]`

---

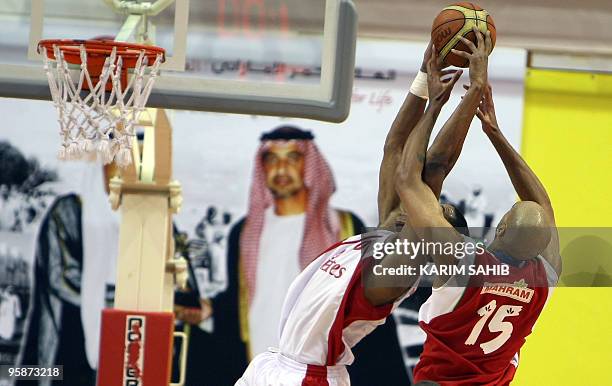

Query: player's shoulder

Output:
[474, 246, 558, 287]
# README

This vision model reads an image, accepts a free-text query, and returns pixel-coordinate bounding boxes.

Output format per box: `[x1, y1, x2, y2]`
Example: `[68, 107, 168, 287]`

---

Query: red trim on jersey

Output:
[301, 365, 329, 386]
[325, 257, 393, 365]
[318, 235, 379, 256]
[319, 239, 358, 256]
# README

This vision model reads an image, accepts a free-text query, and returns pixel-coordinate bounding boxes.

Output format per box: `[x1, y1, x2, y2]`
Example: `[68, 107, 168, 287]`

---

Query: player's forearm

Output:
[422, 84, 483, 197]
[386, 99, 440, 225]
[487, 129, 553, 212]
[426, 84, 483, 171]
[395, 103, 445, 229]
[397, 103, 443, 184]
[377, 162, 400, 225]
[383, 52, 429, 153]
[378, 93, 427, 224]
[383, 93, 427, 153]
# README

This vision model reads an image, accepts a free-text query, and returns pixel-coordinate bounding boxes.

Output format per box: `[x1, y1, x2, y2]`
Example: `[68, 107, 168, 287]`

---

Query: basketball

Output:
[431, 2, 496, 67]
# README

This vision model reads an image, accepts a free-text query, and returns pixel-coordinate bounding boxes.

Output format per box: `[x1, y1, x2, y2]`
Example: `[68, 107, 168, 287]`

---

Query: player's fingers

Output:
[421, 41, 433, 72]
[440, 70, 459, 81]
[476, 108, 485, 121]
[483, 91, 493, 107]
[435, 50, 446, 70]
[426, 59, 435, 76]
[450, 49, 471, 59]
[481, 92, 490, 106]
[431, 44, 439, 63]
[473, 26, 484, 50]
[453, 69, 464, 82]
[427, 45, 438, 73]
[481, 96, 490, 107]
[440, 69, 457, 76]
[447, 69, 463, 88]
[485, 30, 493, 54]
[424, 40, 433, 59]
[458, 36, 477, 53]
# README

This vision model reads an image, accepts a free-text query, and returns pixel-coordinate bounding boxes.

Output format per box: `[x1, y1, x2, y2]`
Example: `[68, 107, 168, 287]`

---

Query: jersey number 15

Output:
[465, 300, 523, 354]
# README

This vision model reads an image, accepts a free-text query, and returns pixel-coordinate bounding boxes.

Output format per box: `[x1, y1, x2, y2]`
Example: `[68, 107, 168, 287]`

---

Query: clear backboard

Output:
[0, 0, 357, 122]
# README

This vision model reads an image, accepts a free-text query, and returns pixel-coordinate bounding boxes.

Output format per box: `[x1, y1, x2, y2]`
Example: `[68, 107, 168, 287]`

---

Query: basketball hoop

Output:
[37, 39, 165, 167]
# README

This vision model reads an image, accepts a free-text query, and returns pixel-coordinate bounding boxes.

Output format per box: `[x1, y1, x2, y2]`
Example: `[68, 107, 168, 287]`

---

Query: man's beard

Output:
[270, 186, 302, 199]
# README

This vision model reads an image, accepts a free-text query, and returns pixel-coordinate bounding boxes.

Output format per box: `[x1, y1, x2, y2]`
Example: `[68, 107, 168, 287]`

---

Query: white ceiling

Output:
[0, 0, 611, 55]
[354, 0, 612, 55]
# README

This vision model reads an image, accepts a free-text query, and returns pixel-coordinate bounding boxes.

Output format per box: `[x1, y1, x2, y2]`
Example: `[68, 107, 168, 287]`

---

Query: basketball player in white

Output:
[235, 43, 470, 385]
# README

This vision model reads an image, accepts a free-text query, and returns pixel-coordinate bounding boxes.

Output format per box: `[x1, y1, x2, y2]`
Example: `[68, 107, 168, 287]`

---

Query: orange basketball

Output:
[431, 2, 496, 68]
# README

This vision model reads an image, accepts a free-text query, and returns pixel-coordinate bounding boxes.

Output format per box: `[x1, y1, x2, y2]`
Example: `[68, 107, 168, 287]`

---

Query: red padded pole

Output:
[97, 309, 174, 386]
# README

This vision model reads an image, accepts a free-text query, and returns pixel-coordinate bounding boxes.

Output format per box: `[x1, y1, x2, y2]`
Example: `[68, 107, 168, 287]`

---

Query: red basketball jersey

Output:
[414, 245, 558, 386]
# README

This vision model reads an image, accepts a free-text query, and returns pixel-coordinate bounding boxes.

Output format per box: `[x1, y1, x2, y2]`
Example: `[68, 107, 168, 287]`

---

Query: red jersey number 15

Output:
[465, 300, 523, 354]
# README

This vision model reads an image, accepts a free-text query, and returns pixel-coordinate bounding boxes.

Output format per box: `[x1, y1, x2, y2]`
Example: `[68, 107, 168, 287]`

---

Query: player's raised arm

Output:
[364, 49, 463, 305]
[394, 49, 465, 285]
[477, 84, 561, 275]
[423, 28, 492, 198]
[366, 33, 492, 303]
[378, 44, 432, 226]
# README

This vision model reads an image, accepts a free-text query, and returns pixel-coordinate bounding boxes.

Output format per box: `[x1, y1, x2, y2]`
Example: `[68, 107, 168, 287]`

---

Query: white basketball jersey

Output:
[277, 230, 415, 366]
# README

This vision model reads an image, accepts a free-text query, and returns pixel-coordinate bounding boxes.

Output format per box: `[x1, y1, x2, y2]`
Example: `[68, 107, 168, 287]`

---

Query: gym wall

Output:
[514, 68, 612, 385]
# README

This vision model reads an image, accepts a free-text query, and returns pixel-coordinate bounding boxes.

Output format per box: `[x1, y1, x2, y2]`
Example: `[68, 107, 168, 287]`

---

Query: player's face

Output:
[262, 142, 305, 198]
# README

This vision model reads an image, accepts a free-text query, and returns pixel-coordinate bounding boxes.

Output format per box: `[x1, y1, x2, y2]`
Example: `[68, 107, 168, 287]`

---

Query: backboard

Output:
[0, 0, 357, 122]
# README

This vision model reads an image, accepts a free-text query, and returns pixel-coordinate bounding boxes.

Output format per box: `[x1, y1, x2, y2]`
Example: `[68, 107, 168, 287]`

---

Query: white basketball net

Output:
[41, 44, 163, 167]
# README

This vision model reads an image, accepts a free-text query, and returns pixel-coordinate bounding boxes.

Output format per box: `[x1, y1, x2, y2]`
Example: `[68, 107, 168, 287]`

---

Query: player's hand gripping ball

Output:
[431, 2, 496, 67]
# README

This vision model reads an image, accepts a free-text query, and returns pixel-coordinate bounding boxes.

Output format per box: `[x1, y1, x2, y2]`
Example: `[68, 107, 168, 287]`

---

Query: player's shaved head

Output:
[493, 201, 551, 260]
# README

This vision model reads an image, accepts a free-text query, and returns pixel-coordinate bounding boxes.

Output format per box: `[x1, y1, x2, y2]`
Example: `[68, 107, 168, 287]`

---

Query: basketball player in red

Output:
[395, 30, 562, 385]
